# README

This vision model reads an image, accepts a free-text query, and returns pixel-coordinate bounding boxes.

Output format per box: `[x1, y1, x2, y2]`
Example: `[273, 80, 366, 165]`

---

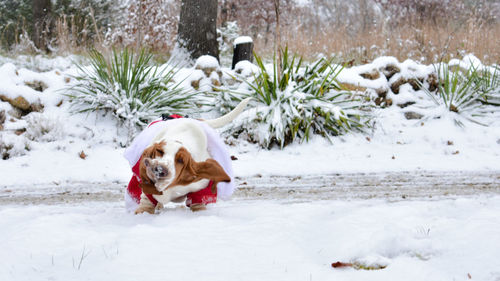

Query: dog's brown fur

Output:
[139, 141, 165, 195]
[168, 147, 230, 194]
[139, 143, 230, 196]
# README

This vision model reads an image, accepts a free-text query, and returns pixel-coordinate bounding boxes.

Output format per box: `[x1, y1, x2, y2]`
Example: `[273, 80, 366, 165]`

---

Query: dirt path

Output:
[1, 171, 499, 205]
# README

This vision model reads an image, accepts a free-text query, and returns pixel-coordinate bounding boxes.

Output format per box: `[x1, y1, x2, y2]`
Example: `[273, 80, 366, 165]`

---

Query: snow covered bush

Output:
[217, 21, 241, 65]
[221, 49, 370, 148]
[67, 48, 194, 142]
[0, 134, 30, 160]
[477, 67, 500, 107]
[418, 63, 500, 126]
[24, 112, 65, 142]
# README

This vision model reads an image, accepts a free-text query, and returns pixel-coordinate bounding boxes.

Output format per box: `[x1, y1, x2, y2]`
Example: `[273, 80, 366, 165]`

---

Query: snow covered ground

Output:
[1, 54, 499, 280]
[1, 196, 500, 281]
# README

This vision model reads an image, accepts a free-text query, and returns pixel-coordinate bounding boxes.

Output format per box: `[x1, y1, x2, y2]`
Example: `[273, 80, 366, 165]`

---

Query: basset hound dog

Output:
[124, 98, 251, 214]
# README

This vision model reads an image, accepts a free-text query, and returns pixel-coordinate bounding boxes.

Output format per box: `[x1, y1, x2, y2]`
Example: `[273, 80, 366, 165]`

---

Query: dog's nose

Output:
[153, 164, 169, 178]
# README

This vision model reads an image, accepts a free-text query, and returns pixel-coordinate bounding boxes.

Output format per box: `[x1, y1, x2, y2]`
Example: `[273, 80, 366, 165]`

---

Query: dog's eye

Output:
[176, 157, 184, 164]
[155, 148, 164, 157]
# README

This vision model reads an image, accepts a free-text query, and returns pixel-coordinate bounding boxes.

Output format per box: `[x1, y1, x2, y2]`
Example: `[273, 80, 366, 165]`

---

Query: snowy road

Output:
[1, 172, 500, 281]
[1, 171, 499, 205]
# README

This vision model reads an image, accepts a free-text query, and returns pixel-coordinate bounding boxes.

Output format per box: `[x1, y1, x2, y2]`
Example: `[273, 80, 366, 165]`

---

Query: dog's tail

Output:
[204, 97, 252, 129]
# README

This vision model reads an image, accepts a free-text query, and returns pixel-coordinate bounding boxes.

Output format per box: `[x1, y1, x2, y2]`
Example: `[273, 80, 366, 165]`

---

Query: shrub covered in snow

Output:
[418, 62, 500, 126]
[24, 112, 65, 142]
[477, 67, 500, 107]
[220, 49, 371, 148]
[217, 21, 241, 66]
[0, 133, 30, 160]
[67, 48, 195, 142]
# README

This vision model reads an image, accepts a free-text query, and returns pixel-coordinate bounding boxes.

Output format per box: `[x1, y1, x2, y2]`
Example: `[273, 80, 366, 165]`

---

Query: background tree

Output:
[177, 0, 219, 61]
[32, 0, 52, 51]
[0, 0, 30, 49]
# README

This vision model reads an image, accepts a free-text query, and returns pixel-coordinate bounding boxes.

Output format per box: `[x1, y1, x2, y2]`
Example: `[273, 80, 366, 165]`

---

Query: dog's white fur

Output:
[135, 98, 251, 214]
[151, 120, 210, 195]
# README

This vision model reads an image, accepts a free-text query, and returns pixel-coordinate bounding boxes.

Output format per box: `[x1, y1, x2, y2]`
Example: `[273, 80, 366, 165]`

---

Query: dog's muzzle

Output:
[144, 158, 171, 185]
[152, 164, 168, 179]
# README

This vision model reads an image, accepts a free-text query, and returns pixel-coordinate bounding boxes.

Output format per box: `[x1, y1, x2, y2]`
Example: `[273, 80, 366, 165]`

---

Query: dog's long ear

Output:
[172, 147, 230, 194]
[192, 159, 231, 185]
[138, 142, 165, 195]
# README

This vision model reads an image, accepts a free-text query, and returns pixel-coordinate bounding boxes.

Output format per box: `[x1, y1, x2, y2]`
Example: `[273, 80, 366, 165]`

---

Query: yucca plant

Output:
[67, 48, 195, 142]
[419, 63, 498, 126]
[221, 48, 370, 149]
[477, 66, 500, 106]
[294, 56, 344, 96]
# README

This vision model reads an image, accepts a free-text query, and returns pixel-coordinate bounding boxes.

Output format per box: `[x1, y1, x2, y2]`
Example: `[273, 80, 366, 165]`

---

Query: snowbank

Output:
[0, 54, 499, 187]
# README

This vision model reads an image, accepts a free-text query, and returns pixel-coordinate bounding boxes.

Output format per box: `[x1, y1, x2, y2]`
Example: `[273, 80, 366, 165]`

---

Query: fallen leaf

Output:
[79, 150, 87, 159]
[15, 128, 26, 135]
[331, 262, 353, 268]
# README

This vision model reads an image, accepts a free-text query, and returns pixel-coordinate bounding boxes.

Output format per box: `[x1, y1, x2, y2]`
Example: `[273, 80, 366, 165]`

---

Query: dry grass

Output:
[254, 20, 500, 65]
[54, 16, 87, 54]
[53, 8, 106, 55]
[1, 1, 499, 66]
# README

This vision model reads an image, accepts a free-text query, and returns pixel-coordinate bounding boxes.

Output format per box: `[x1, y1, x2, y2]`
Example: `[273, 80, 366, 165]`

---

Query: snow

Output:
[449, 54, 484, 71]
[1, 196, 500, 280]
[194, 55, 219, 69]
[234, 60, 259, 77]
[0, 54, 499, 280]
[233, 36, 253, 46]
[0, 54, 80, 72]
[294, 0, 312, 7]
[0, 62, 68, 106]
[231, 120, 500, 177]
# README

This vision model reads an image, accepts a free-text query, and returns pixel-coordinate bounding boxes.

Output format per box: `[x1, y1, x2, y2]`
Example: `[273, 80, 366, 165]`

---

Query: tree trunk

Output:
[274, 0, 282, 81]
[32, 0, 52, 52]
[177, 0, 219, 61]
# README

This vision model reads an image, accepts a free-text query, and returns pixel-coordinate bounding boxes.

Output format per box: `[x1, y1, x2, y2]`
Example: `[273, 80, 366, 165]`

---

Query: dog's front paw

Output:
[135, 206, 155, 215]
[189, 203, 207, 212]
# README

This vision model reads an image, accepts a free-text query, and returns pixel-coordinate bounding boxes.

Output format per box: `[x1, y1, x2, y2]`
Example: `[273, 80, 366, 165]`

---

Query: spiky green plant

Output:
[419, 63, 499, 126]
[67, 48, 195, 142]
[477, 66, 500, 106]
[294, 56, 344, 96]
[221, 48, 370, 149]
